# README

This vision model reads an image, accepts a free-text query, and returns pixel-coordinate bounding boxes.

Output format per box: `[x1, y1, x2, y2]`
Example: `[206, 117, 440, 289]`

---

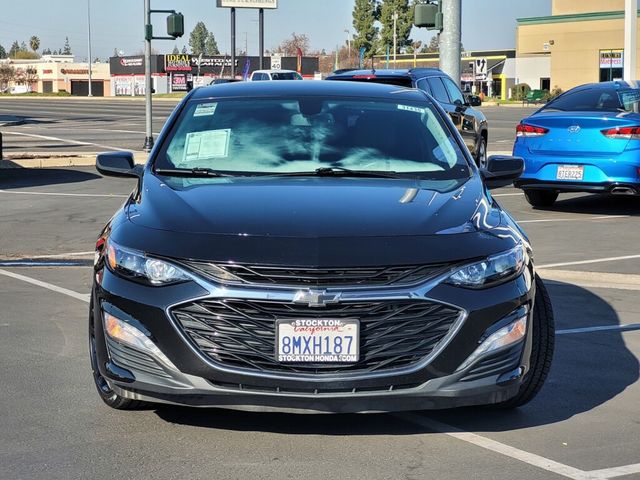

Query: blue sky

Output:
[0, 0, 550, 59]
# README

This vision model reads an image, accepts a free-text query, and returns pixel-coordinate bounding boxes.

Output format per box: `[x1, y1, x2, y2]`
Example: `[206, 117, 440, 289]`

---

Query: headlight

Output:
[446, 244, 526, 288]
[104, 239, 188, 285]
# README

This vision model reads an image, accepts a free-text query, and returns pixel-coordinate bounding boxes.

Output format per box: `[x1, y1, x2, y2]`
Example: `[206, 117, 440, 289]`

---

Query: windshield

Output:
[542, 87, 640, 112]
[155, 96, 470, 179]
[271, 72, 302, 80]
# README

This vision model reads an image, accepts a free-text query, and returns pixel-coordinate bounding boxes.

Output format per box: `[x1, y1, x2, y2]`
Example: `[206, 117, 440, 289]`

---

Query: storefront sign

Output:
[165, 54, 192, 71]
[60, 69, 89, 75]
[599, 50, 623, 68]
[192, 56, 235, 68]
[120, 57, 143, 67]
[171, 73, 189, 91]
[216, 0, 277, 8]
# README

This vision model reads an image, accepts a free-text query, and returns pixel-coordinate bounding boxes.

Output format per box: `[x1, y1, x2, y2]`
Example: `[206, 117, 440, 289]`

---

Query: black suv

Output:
[327, 68, 488, 166]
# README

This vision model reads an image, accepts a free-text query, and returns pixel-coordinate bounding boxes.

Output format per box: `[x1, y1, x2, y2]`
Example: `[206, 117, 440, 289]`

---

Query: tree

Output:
[204, 32, 219, 55]
[62, 37, 72, 55]
[0, 64, 15, 91]
[352, 0, 378, 59]
[9, 41, 20, 58]
[172, 45, 180, 54]
[377, 0, 413, 55]
[189, 21, 209, 56]
[24, 67, 39, 87]
[0, 44, 6, 59]
[422, 35, 439, 53]
[274, 33, 310, 56]
[42, 47, 52, 55]
[29, 35, 40, 53]
[181, 45, 188, 54]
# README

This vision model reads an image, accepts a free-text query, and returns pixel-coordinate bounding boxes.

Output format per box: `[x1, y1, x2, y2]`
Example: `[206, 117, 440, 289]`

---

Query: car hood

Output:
[126, 173, 495, 238]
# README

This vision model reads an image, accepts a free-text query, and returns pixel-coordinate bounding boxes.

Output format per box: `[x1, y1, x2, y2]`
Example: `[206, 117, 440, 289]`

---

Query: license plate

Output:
[276, 319, 359, 363]
[556, 165, 584, 180]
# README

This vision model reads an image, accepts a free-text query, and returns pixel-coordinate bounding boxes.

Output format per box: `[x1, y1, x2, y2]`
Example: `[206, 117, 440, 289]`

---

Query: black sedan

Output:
[90, 80, 553, 413]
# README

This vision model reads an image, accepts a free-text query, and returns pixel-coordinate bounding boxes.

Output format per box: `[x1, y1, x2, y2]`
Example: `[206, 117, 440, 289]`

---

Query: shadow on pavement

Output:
[538, 193, 640, 216]
[155, 281, 639, 434]
[0, 167, 101, 189]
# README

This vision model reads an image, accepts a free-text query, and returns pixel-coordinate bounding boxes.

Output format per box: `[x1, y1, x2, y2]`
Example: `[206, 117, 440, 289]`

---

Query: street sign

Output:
[474, 58, 487, 81]
[270, 53, 281, 70]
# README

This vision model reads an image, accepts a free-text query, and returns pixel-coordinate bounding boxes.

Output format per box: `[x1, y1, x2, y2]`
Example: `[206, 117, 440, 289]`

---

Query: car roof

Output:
[566, 80, 640, 93]
[327, 68, 445, 80]
[190, 79, 428, 101]
[252, 69, 298, 74]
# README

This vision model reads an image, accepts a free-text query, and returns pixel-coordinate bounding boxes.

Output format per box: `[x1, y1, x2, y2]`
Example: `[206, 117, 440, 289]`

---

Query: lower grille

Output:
[460, 343, 524, 383]
[171, 299, 461, 375]
[209, 380, 422, 394]
[106, 337, 171, 379]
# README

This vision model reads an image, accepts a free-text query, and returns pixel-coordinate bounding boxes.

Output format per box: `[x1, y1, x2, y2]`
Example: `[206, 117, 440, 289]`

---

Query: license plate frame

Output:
[276, 319, 360, 363]
[556, 165, 584, 180]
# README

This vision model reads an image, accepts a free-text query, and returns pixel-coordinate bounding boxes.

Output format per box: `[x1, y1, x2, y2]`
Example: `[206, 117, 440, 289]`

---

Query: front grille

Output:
[182, 261, 451, 288]
[171, 299, 461, 375]
[208, 380, 422, 394]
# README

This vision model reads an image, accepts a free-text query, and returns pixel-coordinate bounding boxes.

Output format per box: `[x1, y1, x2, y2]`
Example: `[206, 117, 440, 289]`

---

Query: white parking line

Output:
[538, 254, 640, 269]
[1, 131, 138, 152]
[587, 463, 640, 479]
[0, 268, 89, 303]
[556, 324, 640, 335]
[493, 192, 524, 197]
[0, 189, 128, 198]
[518, 215, 629, 224]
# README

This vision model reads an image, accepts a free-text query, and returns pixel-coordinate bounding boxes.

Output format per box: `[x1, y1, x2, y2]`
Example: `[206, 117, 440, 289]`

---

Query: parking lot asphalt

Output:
[1, 166, 639, 480]
[0, 97, 535, 156]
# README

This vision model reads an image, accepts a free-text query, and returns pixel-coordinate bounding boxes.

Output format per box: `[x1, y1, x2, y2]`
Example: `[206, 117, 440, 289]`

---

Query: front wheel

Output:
[89, 296, 147, 410]
[524, 189, 558, 208]
[495, 274, 555, 409]
[475, 136, 487, 168]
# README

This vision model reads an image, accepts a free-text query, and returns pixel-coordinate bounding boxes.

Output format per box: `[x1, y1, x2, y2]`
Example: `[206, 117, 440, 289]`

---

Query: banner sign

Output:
[216, 0, 277, 8]
[165, 54, 192, 71]
[599, 50, 623, 68]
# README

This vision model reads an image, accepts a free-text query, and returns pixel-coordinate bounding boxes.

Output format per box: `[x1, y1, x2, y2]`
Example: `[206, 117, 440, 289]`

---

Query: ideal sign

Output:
[216, 0, 277, 8]
[165, 54, 191, 71]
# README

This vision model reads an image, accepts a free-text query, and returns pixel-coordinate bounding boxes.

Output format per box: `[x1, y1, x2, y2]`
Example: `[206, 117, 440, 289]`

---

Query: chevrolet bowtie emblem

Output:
[293, 289, 341, 307]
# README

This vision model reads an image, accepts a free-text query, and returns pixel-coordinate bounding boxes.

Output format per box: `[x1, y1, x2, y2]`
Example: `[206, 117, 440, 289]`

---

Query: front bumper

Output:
[92, 264, 535, 412]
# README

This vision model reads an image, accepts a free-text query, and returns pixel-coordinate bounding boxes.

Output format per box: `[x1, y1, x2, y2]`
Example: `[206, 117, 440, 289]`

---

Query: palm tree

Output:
[29, 36, 40, 53]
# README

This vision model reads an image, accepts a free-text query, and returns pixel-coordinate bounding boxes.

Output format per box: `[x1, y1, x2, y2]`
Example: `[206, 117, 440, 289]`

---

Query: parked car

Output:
[91, 80, 553, 413]
[326, 68, 489, 167]
[209, 78, 241, 85]
[514, 81, 640, 207]
[250, 69, 303, 81]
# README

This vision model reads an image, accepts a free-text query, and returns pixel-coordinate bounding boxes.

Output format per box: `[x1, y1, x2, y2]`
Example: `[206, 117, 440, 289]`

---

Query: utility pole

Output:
[230, 7, 236, 77]
[259, 8, 264, 69]
[87, 0, 92, 96]
[344, 28, 351, 66]
[624, 0, 637, 81]
[144, 0, 152, 151]
[439, 0, 461, 85]
[392, 12, 398, 67]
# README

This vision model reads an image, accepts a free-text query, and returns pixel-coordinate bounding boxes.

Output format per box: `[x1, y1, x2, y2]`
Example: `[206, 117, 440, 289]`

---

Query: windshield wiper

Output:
[273, 166, 403, 179]
[154, 167, 233, 177]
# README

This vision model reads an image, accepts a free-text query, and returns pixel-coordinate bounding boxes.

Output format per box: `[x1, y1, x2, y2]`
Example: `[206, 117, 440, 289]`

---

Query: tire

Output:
[89, 296, 147, 410]
[494, 274, 555, 409]
[475, 136, 487, 168]
[524, 189, 558, 208]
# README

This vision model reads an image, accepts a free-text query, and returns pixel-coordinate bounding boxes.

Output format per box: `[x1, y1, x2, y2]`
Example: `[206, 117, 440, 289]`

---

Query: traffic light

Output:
[167, 12, 184, 38]
[414, 3, 442, 31]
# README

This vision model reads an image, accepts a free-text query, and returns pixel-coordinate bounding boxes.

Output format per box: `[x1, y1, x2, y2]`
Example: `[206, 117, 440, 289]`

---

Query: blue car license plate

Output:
[276, 319, 359, 363]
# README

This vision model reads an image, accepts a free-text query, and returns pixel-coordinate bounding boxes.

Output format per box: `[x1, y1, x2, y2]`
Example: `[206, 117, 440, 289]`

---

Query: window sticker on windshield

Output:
[193, 103, 218, 117]
[398, 104, 426, 114]
[183, 129, 230, 162]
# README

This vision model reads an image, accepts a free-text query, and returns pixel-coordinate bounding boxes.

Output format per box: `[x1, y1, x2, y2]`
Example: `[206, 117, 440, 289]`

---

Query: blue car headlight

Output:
[104, 239, 189, 285]
[446, 244, 526, 289]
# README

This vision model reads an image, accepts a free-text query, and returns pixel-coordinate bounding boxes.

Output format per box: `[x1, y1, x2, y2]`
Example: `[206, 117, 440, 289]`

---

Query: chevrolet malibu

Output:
[90, 81, 554, 413]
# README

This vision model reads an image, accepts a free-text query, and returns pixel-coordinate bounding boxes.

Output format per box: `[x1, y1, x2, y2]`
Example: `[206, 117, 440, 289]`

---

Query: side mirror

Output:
[96, 151, 141, 178]
[480, 155, 524, 190]
[467, 95, 482, 107]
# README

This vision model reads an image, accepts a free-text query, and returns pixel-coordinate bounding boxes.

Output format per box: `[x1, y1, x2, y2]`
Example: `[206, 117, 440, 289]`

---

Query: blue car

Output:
[513, 81, 640, 207]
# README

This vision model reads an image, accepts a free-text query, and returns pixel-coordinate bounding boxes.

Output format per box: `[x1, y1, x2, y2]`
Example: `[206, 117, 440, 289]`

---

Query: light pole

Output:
[344, 28, 351, 66]
[392, 12, 398, 67]
[87, 0, 92, 96]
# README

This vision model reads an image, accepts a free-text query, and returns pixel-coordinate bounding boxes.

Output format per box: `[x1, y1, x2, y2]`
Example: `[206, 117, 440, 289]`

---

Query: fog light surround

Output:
[103, 312, 177, 369]
[457, 315, 527, 372]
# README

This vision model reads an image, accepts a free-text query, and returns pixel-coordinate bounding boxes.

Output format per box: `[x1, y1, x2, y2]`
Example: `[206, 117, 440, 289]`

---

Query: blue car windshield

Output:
[155, 96, 470, 180]
[543, 87, 640, 113]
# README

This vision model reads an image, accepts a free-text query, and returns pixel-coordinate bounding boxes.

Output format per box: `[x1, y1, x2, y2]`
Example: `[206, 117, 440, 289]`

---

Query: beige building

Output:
[0, 55, 111, 96]
[517, 0, 640, 91]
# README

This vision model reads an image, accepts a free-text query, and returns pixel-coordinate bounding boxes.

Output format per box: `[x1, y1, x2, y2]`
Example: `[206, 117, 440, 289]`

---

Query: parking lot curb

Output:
[1, 152, 147, 169]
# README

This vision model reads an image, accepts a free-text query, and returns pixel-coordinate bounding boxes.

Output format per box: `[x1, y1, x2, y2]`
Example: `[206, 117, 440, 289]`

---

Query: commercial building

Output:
[517, 0, 640, 91]
[0, 55, 110, 95]
[109, 54, 320, 96]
